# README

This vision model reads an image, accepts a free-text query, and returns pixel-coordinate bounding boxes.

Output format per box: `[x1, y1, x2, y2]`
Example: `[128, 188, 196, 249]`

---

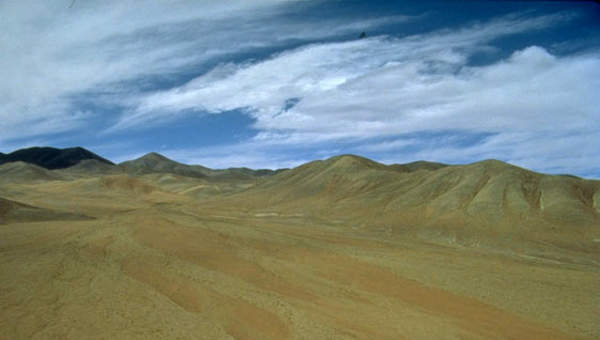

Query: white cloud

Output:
[356, 138, 418, 153]
[0, 0, 412, 143]
[124, 12, 599, 176]
[128, 12, 572, 128]
[156, 145, 312, 170]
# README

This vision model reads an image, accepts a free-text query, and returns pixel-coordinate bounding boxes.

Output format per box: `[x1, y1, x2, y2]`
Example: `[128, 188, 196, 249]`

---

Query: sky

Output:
[1, 1, 599, 177]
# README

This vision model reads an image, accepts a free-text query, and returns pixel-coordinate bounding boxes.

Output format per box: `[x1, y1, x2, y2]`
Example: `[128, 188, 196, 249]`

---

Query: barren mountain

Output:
[120, 152, 210, 178]
[216, 155, 600, 254]
[0, 151, 598, 340]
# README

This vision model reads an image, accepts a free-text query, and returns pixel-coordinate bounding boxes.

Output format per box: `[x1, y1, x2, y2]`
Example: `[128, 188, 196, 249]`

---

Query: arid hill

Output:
[1, 150, 598, 339]
[0, 161, 64, 183]
[57, 159, 124, 177]
[120, 152, 210, 178]
[213, 155, 600, 255]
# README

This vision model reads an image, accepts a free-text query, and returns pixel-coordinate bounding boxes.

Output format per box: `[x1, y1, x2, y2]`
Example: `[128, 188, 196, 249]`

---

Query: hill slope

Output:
[0, 197, 91, 223]
[0, 161, 65, 183]
[0, 146, 114, 170]
[216, 155, 600, 251]
[57, 159, 123, 177]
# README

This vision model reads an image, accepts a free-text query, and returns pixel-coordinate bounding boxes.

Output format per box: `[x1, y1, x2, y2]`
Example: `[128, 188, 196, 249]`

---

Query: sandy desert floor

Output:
[0, 177, 599, 340]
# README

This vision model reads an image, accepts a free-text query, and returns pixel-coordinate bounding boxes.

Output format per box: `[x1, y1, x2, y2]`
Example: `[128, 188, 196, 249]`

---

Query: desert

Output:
[2, 2, 599, 339]
[1, 147, 598, 339]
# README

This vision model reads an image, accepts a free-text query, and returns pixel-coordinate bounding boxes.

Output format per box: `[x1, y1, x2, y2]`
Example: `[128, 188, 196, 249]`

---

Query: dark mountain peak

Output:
[0, 146, 113, 170]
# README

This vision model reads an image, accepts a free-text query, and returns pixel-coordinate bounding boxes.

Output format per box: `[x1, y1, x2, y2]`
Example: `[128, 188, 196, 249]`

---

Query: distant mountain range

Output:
[0, 146, 113, 170]
[0, 146, 284, 181]
[0, 146, 594, 182]
[119, 152, 283, 180]
[0, 146, 451, 177]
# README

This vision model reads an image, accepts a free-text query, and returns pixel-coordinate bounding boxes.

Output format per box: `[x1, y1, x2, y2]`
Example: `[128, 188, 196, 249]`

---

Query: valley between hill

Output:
[0, 151, 598, 339]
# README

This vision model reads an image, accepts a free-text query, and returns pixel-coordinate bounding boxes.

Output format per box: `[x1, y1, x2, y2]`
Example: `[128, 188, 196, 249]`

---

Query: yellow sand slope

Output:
[0, 155, 598, 339]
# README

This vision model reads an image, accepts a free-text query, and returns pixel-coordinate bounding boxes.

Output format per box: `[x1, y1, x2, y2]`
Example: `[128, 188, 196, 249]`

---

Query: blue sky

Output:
[1, 1, 599, 177]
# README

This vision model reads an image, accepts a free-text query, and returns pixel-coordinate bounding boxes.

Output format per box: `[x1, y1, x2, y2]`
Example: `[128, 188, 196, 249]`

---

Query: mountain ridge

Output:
[0, 146, 113, 170]
[119, 152, 209, 178]
[211, 154, 600, 252]
[2, 146, 595, 180]
[120, 152, 282, 180]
